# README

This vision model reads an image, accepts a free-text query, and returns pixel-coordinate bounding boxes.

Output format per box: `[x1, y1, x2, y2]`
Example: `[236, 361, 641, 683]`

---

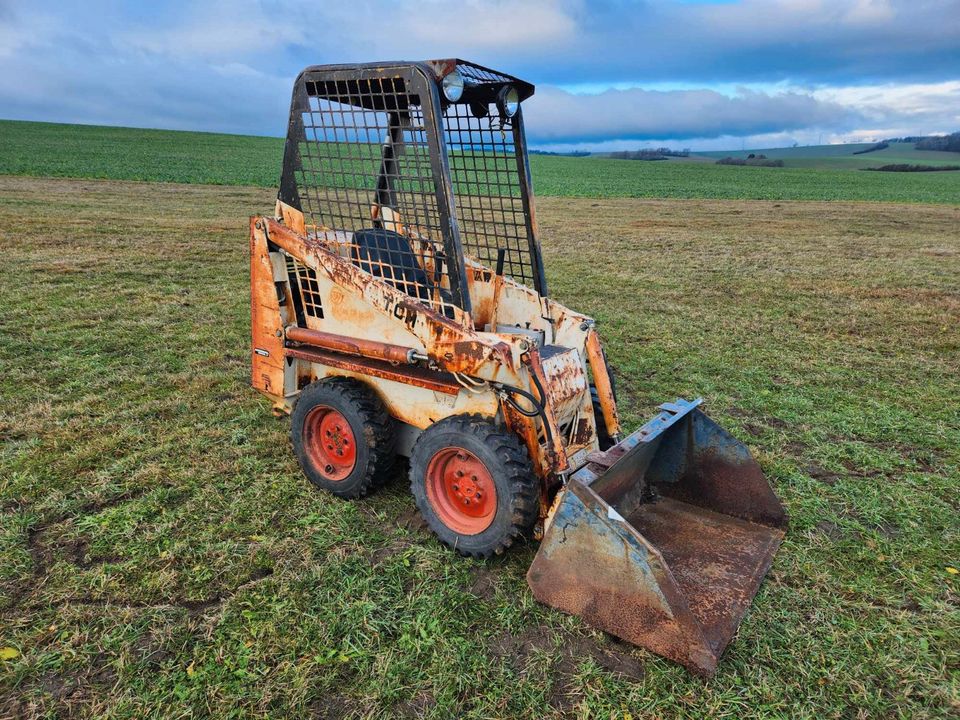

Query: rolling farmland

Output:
[2, 120, 958, 204]
[0, 119, 958, 719]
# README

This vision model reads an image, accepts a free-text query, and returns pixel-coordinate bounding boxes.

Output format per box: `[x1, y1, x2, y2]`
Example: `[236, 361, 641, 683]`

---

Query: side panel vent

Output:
[286, 255, 324, 319]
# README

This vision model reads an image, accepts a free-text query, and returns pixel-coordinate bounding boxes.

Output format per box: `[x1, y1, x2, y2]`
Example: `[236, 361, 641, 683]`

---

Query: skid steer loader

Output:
[250, 60, 787, 675]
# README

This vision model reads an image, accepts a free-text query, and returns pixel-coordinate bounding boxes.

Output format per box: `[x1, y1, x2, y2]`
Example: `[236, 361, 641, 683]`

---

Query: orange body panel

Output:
[250, 218, 286, 401]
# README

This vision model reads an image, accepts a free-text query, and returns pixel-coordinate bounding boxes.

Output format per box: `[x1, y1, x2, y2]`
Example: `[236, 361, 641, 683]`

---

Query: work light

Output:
[497, 85, 519, 118]
[442, 70, 464, 102]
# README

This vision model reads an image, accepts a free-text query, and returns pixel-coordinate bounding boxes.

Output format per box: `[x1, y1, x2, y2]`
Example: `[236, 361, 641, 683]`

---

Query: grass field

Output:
[2, 120, 959, 204]
[0, 175, 957, 718]
[695, 141, 960, 171]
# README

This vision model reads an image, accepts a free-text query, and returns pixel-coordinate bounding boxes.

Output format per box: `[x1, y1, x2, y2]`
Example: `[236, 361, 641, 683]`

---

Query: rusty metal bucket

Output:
[527, 399, 787, 676]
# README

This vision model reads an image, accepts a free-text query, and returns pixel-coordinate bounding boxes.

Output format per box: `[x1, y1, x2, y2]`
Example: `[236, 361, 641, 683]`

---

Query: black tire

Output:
[409, 415, 538, 559]
[291, 377, 395, 499]
[591, 352, 618, 451]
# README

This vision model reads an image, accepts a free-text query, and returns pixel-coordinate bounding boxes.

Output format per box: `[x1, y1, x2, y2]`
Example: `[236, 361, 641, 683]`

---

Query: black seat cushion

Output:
[351, 228, 455, 317]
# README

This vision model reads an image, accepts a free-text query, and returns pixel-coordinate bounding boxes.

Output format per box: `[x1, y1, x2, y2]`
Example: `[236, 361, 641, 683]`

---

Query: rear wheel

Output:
[410, 415, 538, 558]
[291, 377, 395, 498]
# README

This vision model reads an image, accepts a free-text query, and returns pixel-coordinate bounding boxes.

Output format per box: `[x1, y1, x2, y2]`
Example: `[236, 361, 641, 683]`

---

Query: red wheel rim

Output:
[303, 406, 356, 481]
[425, 447, 497, 535]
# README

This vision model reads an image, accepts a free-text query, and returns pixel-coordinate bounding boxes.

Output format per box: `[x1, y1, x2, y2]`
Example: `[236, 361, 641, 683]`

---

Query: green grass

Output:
[2, 119, 958, 204]
[1, 177, 957, 718]
[534, 156, 959, 203]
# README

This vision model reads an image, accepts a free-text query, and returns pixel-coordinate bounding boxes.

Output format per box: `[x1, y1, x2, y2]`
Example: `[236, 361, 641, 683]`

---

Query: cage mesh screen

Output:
[293, 76, 456, 317]
[443, 103, 533, 287]
[286, 255, 324, 319]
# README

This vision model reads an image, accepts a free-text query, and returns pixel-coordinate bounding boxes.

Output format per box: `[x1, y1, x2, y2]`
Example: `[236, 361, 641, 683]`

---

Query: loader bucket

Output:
[527, 399, 786, 676]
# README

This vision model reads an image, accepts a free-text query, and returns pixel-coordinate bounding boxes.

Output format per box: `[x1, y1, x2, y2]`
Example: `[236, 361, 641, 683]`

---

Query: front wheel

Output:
[409, 415, 538, 558]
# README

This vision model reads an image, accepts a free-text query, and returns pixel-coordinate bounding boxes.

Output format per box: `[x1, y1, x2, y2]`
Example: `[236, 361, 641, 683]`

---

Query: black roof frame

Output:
[277, 59, 547, 315]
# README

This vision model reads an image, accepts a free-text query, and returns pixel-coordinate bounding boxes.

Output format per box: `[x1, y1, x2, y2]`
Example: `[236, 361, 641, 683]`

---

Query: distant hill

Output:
[0, 119, 957, 204]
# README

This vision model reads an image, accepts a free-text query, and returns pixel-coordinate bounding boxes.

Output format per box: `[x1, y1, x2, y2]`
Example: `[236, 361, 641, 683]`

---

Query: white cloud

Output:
[304, 0, 578, 60]
[393, 0, 577, 50]
[519, 79, 960, 149]
[121, 1, 305, 60]
[843, 0, 895, 25]
[815, 81, 960, 123]
[523, 85, 859, 144]
[0, 0, 957, 147]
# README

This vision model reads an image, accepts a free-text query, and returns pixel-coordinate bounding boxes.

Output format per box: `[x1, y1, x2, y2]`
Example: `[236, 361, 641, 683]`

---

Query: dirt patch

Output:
[9, 525, 124, 607]
[310, 693, 355, 720]
[395, 691, 436, 718]
[2, 651, 119, 717]
[486, 624, 643, 713]
[0, 496, 26, 513]
[909, 452, 937, 473]
[590, 645, 645, 681]
[64, 538, 122, 569]
[839, 459, 883, 479]
[547, 683, 578, 717]
[16, 565, 276, 618]
[899, 596, 922, 613]
[466, 566, 499, 602]
[487, 625, 553, 666]
[875, 522, 900, 540]
[369, 537, 414, 566]
[816, 520, 843, 541]
[181, 566, 274, 615]
[806, 463, 839, 485]
[784, 440, 808, 456]
[395, 507, 430, 534]
[5, 524, 56, 608]
[130, 633, 175, 667]
[6, 485, 164, 609]
[76, 486, 153, 516]
[558, 633, 645, 683]
[737, 413, 787, 438]
[546, 632, 645, 713]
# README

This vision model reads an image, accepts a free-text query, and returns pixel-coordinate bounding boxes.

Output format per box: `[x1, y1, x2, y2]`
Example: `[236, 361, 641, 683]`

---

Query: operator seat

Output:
[351, 228, 455, 318]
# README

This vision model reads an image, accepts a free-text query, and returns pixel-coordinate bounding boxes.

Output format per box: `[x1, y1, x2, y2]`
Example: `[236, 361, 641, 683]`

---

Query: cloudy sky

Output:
[1, 0, 958, 151]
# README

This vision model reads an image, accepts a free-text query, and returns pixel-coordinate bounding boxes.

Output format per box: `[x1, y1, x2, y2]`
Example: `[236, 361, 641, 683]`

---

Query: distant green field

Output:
[1, 120, 958, 204]
[695, 141, 960, 170]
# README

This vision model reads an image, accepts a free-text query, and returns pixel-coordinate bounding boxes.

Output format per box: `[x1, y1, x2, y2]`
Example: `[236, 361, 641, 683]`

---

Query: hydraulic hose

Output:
[494, 367, 555, 449]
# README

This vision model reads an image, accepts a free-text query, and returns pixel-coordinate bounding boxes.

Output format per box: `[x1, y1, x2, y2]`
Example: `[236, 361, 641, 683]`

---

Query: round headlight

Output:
[497, 85, 519, 118]
[442, 70, 464, 102]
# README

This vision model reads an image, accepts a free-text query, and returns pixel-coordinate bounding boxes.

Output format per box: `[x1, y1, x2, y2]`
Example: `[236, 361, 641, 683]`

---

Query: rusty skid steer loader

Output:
[250, 60, 787, 675]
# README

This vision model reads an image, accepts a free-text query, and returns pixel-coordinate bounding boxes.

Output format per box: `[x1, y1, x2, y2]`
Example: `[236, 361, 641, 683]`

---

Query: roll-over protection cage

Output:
[277, 59, 546, 321]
